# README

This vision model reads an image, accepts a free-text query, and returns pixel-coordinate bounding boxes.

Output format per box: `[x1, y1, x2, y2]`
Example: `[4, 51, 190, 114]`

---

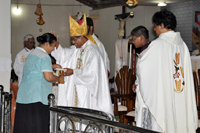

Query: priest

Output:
[51, 13, 113, 117]
[132, 10, 198, 133]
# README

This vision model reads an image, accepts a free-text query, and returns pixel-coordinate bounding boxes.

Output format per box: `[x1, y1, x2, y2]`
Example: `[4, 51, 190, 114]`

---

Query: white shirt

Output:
[13, 47, 34, 86]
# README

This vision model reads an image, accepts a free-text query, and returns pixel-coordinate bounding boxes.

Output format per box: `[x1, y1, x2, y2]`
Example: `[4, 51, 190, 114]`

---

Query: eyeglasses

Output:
[71, 37, 81, 43]
[28, 41, 35, 44]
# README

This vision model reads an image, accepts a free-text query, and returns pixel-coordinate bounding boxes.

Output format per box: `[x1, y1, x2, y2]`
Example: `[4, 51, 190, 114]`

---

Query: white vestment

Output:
[51, 40, 113, 116]
[114, 39, 129, 91]
[92, 34, 110, 73]
[135, 31, 198, 133]
[13, 47, 33, 86]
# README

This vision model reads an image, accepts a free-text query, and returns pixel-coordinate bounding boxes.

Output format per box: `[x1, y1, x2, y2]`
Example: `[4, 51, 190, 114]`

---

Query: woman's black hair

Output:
[152, 10, 177, 30]
[37, 33, 57, 46]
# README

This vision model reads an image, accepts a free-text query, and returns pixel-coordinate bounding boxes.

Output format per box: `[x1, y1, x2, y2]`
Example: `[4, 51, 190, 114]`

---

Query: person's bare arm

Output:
[63, 68, 73, 76]
[43, 72, 64, 83]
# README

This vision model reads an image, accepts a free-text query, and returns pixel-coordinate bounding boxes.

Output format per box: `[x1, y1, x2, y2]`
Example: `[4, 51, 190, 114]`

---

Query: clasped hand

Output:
[52, 64, 73, 76]
[63, 68, 73, 76]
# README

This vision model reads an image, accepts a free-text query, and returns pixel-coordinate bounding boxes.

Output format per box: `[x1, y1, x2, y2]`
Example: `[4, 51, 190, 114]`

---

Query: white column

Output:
[0, 0, 11, 92]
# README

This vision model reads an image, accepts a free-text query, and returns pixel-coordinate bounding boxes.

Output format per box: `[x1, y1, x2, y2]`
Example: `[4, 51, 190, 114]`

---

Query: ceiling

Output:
[76, 0, 194, 9]
[11, 0, 195, 10]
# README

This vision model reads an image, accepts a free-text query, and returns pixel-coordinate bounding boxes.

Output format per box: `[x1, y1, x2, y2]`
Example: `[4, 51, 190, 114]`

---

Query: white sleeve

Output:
[97, 42, 110, 73]
[73, 49, 113, 116]
[73, 57, 97, 88]
[51, 44, 65, 64]
[106, 54, 110, 73]
[73, 50, 104, 96]
[13, 53, 24, 78]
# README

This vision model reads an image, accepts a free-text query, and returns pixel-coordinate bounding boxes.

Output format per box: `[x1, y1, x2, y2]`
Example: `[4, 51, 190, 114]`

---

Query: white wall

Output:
[0, 0, 11, 92]
[90, 6, 160, 78]
[126, 6, 160, 41]
[11, 0, 91, 66]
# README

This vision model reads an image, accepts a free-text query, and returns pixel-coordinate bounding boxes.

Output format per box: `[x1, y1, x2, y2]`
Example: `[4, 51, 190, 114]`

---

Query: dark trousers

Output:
[13, 102, 49, 133]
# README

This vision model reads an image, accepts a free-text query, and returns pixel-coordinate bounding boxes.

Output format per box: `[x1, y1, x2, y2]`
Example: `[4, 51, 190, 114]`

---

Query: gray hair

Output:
[23, 34, 34, 41]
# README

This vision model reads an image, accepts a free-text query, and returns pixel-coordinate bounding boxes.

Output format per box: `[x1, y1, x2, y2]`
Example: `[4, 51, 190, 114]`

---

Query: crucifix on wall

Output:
[114, 6, 136, 75]
[115, 6, 134, 39]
